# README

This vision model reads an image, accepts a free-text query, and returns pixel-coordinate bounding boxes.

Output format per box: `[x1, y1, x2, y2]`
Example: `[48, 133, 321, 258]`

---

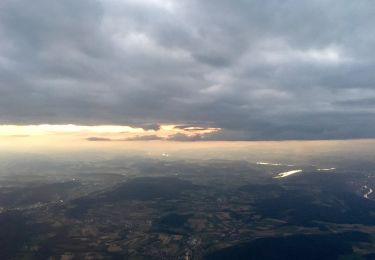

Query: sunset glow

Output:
[0, 124, 221, 144]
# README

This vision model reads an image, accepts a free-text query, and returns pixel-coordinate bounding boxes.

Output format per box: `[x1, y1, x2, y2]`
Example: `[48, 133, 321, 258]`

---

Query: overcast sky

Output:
[1, 0, 375, 140]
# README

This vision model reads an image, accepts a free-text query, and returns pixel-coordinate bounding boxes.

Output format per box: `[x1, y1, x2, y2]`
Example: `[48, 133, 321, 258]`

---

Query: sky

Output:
[0, 0, 375, 141]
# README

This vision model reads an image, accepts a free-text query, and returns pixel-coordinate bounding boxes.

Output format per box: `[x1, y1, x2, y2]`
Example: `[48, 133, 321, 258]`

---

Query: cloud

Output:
[166, 133, 203, 142]
[333, 98, 375, 108]
[1, 0, 375, 140]
[125, 135, 164, 141]
[86, 137, 113, 142]
[174, 125, 206, 131]
[86, 135, 164, 142]
[138, 124, 161, 131]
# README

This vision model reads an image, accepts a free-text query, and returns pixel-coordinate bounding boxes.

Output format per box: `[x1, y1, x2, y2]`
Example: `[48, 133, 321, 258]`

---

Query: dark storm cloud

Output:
[1, 0, 375, 139]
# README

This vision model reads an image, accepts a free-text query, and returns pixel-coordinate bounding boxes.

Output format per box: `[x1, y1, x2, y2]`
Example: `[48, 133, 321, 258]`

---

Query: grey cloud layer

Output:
[1, 0, 375, 139]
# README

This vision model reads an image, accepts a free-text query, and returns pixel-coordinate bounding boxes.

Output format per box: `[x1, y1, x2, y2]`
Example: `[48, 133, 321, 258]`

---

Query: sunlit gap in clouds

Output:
[1, 126, 375, 162]
[0, 125, 145, 136]
[1, 125, 375, 168]
[0, 124, 221, 143]
[0, 124, 144, 136]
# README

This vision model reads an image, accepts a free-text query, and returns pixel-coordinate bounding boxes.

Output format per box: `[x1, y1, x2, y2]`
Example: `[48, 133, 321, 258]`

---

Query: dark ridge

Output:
[158, 213, 192, 228]
[239, 183, 285, 193]
[255, 190, 375, 226]
[0, 181, 80, 208]
[103, 177, 200, 201]
[205, 233, 366, 260]
[0, 211, 42, 259]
